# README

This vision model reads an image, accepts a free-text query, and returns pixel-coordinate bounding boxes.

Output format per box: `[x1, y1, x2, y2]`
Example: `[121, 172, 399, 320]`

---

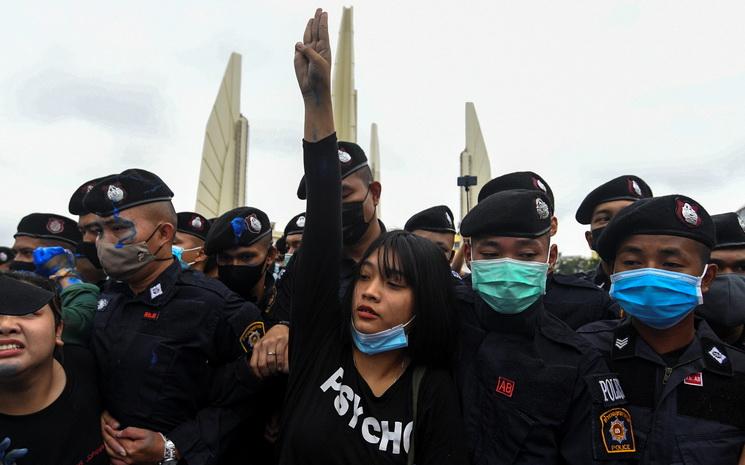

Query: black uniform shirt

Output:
[578, 318, 745, 464]
[456, 286, 636, 464]
[544, 272, 621, 329]
[280, 134, 467, 465]
[92, 261, 263, 465]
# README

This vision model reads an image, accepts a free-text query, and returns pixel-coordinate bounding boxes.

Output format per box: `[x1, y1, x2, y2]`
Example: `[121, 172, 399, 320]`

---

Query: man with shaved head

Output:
[83, 168, 265, 465]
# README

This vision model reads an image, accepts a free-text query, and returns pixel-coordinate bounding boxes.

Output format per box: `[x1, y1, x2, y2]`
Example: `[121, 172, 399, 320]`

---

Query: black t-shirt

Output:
[0, 346, 107, 465]
[280, 135, 467, 465]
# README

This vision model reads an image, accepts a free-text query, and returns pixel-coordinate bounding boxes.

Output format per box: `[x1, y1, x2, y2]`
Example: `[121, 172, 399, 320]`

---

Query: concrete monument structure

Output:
[195, 52, 249, 218]
[459, 102, 491, 220]
[332, 6, 357, 143]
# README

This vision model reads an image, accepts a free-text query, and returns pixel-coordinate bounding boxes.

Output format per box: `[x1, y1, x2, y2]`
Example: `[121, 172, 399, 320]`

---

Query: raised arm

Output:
[289, 8, 342, 361]
[294, 8, 334, 143]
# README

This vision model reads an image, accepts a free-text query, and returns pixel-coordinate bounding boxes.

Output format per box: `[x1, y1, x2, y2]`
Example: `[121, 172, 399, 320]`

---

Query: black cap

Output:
[404, 205, 456, 234]
[14, 213, 81, 247]
[177, 212, 211, 242]
[575, 175, 653, 225]
[297, 141, 368, 200]
[712, 213, 745, 249]
[204, 207, 272, 255]
[0, 247, 15, 265]
[0, 273, 55, 315]
[477, 171, 554, 214]
[596, 195, 716, 262]
[461, 189, 552, 238]
[68, 176, 108, 216]
[284, 213, 306, 237]
[82, 168, 174, 217]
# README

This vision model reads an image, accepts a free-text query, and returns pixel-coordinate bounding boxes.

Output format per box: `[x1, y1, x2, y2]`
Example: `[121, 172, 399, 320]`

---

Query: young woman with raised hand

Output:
[279, 9, 468, 465]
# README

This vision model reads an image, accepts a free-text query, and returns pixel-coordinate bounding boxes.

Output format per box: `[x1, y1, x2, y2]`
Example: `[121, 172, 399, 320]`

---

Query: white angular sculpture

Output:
[332, 6, 357, 143]
[370, 122, 381, 216]
[459, 102, 492, 220]
[195, 52, 248, 218]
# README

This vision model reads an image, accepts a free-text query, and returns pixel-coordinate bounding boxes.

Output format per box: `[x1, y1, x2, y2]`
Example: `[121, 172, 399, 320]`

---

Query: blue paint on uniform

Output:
[150, 350, 158, 367]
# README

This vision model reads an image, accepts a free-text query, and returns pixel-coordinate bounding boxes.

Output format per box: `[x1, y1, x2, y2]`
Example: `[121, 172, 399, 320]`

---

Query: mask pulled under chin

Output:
[218, 264, 265, 300]
[698, 273, 745, 328]
[351, 317, 415, 355]
[610, 266, 706, 330]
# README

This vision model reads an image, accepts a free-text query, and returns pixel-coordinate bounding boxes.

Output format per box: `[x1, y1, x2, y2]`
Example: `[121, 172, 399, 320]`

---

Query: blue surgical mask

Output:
[351, 317, 415, 355]
[283, 253, 294, 267]
[172, 245, 201, 270]
[610, 267, 706, 330]
[471, 257, 549, 314]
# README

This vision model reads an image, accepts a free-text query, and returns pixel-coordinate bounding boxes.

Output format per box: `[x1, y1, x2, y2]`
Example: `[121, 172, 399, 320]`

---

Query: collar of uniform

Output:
[257, 270, 277, 311]
[610, 318, 637, 360]
[131, 260, 180, 306]
[593, 263, 610, 289]
[696, 320, 735, 376]
[475, 296, 540, 336]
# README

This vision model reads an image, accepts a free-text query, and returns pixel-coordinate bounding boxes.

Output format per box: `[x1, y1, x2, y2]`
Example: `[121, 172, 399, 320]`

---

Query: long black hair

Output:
[342, 230, 459, 369]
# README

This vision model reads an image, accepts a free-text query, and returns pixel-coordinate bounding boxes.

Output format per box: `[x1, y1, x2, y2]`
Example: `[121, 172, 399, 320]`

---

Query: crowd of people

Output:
[2, 8, 745, 465]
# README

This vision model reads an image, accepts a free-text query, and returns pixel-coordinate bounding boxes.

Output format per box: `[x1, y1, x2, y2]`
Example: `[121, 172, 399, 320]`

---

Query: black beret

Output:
[596, 195, 716, 262]
[14, 213, 81, 247]
[575, 175, 653, 225]
[284, 212, 306, 237]
[68, 176, 108, 216]
[82, 168, 174, 217]
[712, 213, 745, 249]
[0, 247, 15, 265]
[204, 207, 272, 255]
[0, 273, 55, 315]
[177, 212, 211, 241]
[461, 189, 552, 238]
[404, 205, 456, 234]
[297, 141, 368, 200]
[477, 171, 555, 214]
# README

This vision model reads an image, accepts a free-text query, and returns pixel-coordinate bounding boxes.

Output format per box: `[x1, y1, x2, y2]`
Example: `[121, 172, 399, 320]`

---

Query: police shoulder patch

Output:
[239, 321, 266, 353]
[599, 407, 636, 454]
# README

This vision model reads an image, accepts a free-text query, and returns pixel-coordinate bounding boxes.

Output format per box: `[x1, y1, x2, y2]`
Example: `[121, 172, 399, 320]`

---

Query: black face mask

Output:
[342, 188, 372, 246]
[590, 227, 606, 251]
[698, 274, 745, 327]
[218, 264, 265, 300]
[78, 241, 102, 269]
[9, 261, 36, 272]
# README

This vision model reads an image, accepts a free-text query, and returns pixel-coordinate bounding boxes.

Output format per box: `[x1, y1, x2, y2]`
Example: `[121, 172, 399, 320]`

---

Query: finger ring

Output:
[267, 351, 276, 356]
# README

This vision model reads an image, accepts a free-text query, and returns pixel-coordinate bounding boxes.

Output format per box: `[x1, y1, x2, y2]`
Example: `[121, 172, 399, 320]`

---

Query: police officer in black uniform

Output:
[173, 211, 211, 273]
[69, 176, 109, 284]
[475, 171, 621, 329]
[10, 213, 81, 272]
[575, 175, 653, 289]
[578, 195, 745, 464]
[696, 212, 745, 348]
[282, 212, 306, 258]
[404, 205, 457, 260]
[83, 168, 265, 465]
[457, 189, 636, 464]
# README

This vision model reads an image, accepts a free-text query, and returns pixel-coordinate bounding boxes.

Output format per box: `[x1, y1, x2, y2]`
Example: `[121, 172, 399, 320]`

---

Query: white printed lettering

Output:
[362, 417, 381, 445]
[320, 367, 344, 392]
[334, 384, 354, 416]
[403, 421, 413, 454]
[348, 393, 365, 428]
[379, 421, 403, 454]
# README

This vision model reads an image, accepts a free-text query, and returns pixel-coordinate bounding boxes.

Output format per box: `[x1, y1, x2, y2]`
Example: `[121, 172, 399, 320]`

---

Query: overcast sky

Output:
[1, 1, 744, 256]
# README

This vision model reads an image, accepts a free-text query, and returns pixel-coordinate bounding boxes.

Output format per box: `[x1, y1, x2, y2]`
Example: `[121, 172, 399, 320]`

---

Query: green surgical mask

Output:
[471, 257, 549, 314]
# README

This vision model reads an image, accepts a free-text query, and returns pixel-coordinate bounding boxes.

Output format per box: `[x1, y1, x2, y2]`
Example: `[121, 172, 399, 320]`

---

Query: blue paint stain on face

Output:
[231, 217, 247, 241]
